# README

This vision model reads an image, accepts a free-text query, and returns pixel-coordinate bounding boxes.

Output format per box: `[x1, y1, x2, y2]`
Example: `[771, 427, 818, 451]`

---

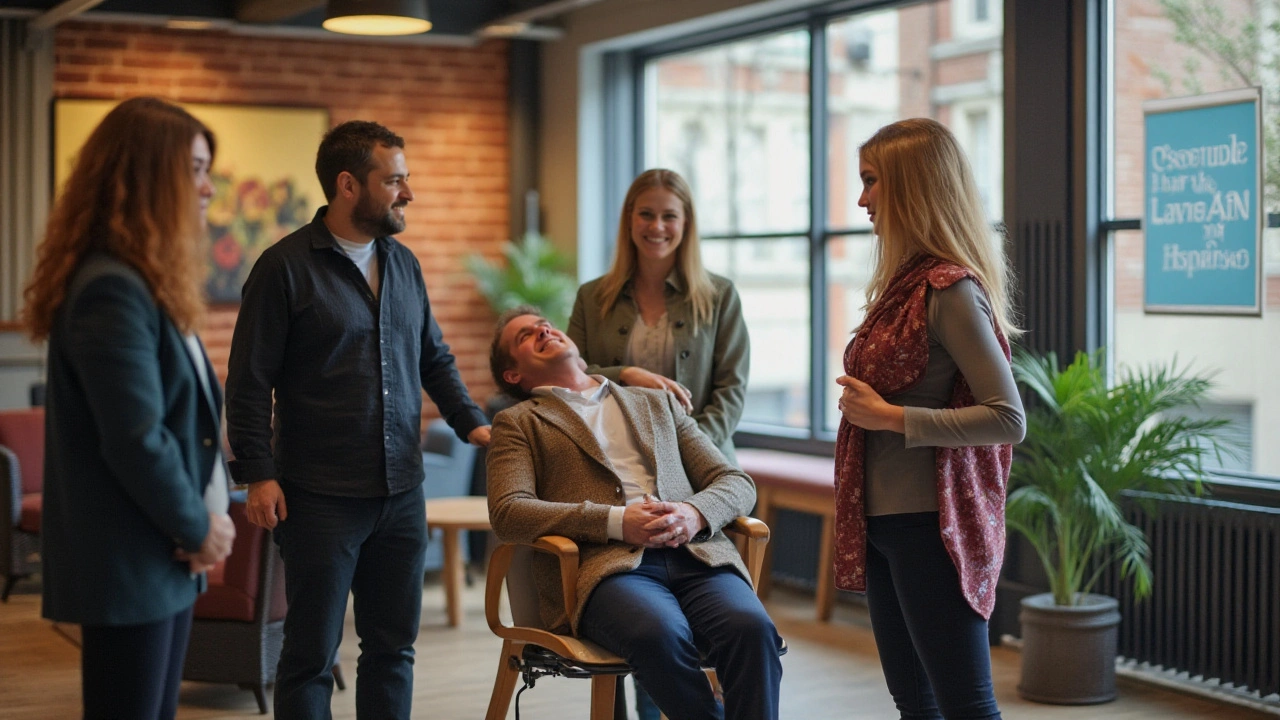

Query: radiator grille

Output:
[1095, 492, 1280, 698]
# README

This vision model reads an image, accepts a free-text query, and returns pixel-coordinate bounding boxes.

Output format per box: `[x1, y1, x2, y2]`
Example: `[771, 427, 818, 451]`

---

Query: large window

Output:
[1106, 0, 1280, 481]
[639, 1, 1004, 441]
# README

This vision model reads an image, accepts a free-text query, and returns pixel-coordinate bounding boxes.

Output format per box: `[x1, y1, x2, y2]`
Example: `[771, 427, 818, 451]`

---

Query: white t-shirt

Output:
[333, 234, 380, 298]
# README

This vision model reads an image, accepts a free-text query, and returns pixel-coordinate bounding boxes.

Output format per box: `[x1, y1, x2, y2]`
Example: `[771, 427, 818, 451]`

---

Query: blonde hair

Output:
[24, 97, 213, 340]
[595, 169, 716, 330]
[859, 118, 1020, 339]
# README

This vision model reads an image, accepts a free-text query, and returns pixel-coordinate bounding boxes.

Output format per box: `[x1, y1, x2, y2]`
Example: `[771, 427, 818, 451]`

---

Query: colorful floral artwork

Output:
[205, 173, 312, 303]
[54, 99, 329, 305]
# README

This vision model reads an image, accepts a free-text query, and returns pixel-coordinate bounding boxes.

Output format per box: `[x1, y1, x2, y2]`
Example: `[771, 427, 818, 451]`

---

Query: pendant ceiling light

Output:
[323, 0, 431, 36]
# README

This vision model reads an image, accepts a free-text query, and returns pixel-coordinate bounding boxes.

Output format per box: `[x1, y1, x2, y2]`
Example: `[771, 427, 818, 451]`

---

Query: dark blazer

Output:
[568, 272, 749, 464]
[41, 253, 216, 627]
[487, 385, 756, 633]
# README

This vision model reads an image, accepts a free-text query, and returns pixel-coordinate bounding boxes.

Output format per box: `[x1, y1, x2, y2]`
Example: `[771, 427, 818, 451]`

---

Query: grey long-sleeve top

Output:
[865, 277, 1026, 516]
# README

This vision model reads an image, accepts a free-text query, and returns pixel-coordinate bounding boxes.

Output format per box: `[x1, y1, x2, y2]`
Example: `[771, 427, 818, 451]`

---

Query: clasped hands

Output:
[622, 495, 707, 548]
[174, 511, 236, 575]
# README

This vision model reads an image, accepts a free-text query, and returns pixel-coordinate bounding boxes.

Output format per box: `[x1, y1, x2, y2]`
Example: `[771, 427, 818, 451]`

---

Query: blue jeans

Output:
[272, 483, 427, 720]
[633, 681, 661, 720]
[579, 548, 782, 720]
[81, 606, 193, 720]
[865, 512, 1001, 720]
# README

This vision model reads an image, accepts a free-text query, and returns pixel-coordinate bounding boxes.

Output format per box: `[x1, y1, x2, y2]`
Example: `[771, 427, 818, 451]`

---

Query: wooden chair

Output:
[483, 516, 774, 720]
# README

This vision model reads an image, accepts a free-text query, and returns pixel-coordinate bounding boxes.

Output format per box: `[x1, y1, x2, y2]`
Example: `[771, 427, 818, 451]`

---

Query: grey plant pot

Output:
[1017, 592, 1121, 705]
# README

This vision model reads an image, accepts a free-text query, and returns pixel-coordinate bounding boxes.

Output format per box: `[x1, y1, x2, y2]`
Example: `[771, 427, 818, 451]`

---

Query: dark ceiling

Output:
[0, 0, 574, 40]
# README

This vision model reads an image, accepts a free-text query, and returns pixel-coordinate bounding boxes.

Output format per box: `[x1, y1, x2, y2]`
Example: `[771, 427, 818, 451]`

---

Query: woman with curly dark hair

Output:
[24, 96, 235, 720]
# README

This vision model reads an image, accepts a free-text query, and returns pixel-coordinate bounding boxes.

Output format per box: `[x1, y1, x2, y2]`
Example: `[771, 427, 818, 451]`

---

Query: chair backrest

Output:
[0, 409, 45, 494]
[505, 545, 545, 628]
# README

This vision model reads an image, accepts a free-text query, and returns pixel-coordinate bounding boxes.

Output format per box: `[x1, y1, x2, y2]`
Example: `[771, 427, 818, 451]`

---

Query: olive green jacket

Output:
[568, 272, 749, 464]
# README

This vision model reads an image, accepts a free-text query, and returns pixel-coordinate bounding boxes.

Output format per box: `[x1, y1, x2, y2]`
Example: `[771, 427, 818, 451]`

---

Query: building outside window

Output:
[1107, 0, 1279, 481]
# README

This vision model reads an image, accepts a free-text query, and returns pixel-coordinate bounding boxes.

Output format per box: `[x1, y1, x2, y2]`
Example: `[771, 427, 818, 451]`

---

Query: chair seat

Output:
[522, 644, 633, 678]
[193, 582, 256, 622]
[18, 494, 40, 534]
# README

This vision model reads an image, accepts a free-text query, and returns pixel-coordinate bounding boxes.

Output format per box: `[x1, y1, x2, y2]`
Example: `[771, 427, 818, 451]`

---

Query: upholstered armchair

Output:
[422, 418, 478, 573]
[0, 408, 44, 601]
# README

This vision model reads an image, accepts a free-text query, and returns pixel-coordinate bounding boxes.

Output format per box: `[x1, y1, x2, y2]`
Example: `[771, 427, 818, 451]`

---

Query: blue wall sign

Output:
[1143, 87, 1263, 315]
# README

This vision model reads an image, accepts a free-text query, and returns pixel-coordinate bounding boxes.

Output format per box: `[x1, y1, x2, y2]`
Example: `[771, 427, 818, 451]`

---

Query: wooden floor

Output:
[0, 572, 1272, 719]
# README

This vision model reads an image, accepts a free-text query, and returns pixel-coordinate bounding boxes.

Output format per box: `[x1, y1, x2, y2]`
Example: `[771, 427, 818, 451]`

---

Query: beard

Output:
[351, 191, 406, 238]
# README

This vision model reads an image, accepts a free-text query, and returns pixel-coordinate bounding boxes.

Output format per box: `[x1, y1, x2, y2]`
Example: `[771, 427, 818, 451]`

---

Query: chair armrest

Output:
[724, 515, 770, 541]
[722, 516, 771, 592]
[485, 535, 582, 636]
[531, 535, 580, 620]
[0, 446, 19, 527]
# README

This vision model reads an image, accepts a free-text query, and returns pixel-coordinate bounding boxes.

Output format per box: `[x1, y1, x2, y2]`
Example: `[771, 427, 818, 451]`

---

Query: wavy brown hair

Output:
[595, 169, 716, 331]
[24, 97, 214, 340]
[859, 118, 1021, 339]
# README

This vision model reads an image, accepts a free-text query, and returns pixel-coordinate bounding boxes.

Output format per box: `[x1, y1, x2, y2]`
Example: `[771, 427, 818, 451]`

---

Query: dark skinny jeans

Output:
[865, 512, 1001, 720]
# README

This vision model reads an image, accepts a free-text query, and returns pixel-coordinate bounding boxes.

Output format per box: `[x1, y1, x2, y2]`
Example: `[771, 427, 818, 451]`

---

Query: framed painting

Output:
[54, 99, 329, 304]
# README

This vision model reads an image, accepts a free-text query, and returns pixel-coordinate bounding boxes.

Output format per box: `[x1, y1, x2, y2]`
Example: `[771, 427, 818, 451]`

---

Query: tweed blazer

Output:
[487, 384, 756, 633]
[568, 272, 749, 464]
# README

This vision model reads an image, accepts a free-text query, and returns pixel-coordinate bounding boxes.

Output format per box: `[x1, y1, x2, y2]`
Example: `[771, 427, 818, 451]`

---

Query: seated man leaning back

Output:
[485, 305, 784, 720]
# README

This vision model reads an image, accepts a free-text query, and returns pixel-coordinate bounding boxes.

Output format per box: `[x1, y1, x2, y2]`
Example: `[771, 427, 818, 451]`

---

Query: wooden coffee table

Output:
[425, 496, 492, 627]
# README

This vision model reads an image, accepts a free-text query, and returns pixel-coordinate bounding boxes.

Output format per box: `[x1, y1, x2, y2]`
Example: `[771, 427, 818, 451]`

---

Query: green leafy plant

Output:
[1006, 350, 1238, 606]
[465, 232, 577, 329]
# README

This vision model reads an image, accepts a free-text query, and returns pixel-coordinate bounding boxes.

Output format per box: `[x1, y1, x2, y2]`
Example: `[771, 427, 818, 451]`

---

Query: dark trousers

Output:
[579, 548, 783, 720]
[272, 483, 427, 720]
[81, 605, 193, 720]
[865, 512, 1001, 720]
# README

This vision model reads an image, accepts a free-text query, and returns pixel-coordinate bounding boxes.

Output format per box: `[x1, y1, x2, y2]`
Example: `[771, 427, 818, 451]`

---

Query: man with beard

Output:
[226, 121, 491, 719]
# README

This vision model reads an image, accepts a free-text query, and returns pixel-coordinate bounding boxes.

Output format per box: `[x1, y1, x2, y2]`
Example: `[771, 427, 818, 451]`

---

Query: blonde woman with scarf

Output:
[834, 118, 1025, 720]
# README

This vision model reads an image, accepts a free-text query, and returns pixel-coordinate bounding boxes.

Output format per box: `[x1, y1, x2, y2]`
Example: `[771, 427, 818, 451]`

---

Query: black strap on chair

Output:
[512, 645, 631, 720]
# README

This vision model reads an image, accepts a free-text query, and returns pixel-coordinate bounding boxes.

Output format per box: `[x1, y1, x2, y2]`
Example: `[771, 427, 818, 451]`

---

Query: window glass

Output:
[702, 237, 811, 429]
[641, 1, 1004, 439]
[647, 30, 811, 237]
[827, 5, 1004, 228]
[1110, 1, 1279, 477]
[824, 233, 877, 432]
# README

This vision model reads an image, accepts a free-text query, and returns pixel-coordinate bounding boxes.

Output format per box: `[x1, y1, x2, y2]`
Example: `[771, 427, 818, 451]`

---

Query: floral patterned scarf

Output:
[833, 254, 1012, 619]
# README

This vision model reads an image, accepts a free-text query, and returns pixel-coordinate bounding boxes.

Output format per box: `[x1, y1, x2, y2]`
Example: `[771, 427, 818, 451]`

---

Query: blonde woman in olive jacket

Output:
[568, 169, 749, 465]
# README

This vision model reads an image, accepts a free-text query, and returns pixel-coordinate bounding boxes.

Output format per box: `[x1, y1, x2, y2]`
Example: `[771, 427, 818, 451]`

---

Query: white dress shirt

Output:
[531, 376, 656, 540]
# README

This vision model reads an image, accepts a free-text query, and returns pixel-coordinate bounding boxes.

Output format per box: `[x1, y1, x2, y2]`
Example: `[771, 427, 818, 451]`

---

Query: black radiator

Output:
[1095, 492, 1280, 698]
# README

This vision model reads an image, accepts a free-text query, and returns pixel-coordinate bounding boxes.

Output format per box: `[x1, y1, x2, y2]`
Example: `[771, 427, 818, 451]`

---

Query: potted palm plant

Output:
[465, 232, 577, 330]
[1006, 349, 1235, 705]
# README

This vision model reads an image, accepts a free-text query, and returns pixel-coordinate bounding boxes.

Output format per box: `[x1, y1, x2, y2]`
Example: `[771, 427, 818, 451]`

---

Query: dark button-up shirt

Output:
[226, 208, 487, 497]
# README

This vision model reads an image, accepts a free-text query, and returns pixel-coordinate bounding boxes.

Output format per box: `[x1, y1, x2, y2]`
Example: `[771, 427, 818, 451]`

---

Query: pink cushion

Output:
[737, 449, 836, 499]
[0, 409, 44, 494]
[18, 494, 41, 534]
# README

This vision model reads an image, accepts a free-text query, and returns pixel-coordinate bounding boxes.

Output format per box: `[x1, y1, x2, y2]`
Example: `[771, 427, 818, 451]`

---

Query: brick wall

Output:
[53, 21, 509, 415]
